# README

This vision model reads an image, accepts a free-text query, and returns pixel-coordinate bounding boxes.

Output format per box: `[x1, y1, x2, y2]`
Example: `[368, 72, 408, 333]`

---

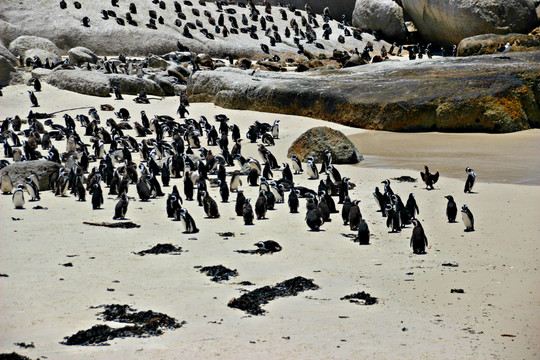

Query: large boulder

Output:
[0, 55, 16, 86]
[8, 35, 61, 57]
[108, 73, 164, 96]
[68, 46, 99, 65]
[47, 69, 111, 96]
[148, 54, 170, 69]
[352, 0, 407, 40]
[457, 30, 540, 57]
[188, 51, 540, 133]
[24, 49, 62, 64]
[2, 160, 62, 190]
[0, 40, 18, 65]
[402, 0, 539, 46]
[288, 127, 363, 164]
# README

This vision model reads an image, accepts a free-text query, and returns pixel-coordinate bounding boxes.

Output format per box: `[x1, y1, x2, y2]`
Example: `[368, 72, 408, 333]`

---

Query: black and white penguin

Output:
[406, 193, 419, 218]
[180, 208, 199, 233]
[202, 190, 220, 218]
[91, 183, 104, 209]
[288, 188, 299, 213]
[291, 154, 303, 174]
[12, 184, 25, 209]
[382, 179, 394, 199]
[357, 219, 370, 245]
[113, 86, 123, 100]
[184, 173, 194, 201]
[348, 200, 362, 231]
[137, 177, 151, 201]
[341, 196, 352, 225]
[243, 198, 254, 225]
[247, 168, 259, 187]
[235, 190, 246, 216]
[373, 187, 387, 216]
[306, 157, 318, 179]
[113, 192, 129, 219]
[385, 204, 401, 232]
[410, 219, 428, 254]
[320, 149, 332, 173]
[255, 190, 267, 219]
[24, 176, 40, 201]
[271, 120, 280, 139]
[420, 165, 439, 190]
[229, 170, 242, 192]
[328, 165, 342, 184]
[1, 172, 13, 194]
[461, 204, 474, 231]
[28, 91, 39, 107]
[282, 163, 293, 183]
[464, 167, 477, 193]
[255, 240, 282, 253]
[444, 195, 457, 222]
[218, 179, 229, 202]
[306, 208, 324, 231]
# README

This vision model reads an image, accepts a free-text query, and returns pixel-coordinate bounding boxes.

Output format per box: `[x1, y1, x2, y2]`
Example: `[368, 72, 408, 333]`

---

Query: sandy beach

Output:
[1, 83, 539, 360]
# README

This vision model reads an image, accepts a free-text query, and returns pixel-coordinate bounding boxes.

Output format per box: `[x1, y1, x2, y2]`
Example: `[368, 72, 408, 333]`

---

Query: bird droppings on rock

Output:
[135, 243, 183, 256]
[63, 304, 184, 346]
[228, 276, 319, 315]
[340, 291, 378, 305]
[199, 265, 238, 282]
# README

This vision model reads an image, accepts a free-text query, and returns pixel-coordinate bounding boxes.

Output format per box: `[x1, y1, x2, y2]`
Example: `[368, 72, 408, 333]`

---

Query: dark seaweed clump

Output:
[62, 304, 184, 346]
[392, 176, 417, 182]
[199, 265, 238, 282]
[135, 243, 183, 256]
[341, 291, 378, 305]
[0, 353, 33, 360]
[228, 276, 319, 315]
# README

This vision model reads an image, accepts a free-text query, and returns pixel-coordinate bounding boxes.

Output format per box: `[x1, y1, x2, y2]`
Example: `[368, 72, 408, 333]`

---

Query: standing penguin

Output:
[373, 187, 387, 216]
[12, 184, 25, 209]
[184, 174, 194, 201]
[255, 190, 267, 219]
[282, 163, 293, 183]
[385, 204, 401, 232]
[291, 154, 303, 174]
[218, 179, 229, 202]
[113, 192, 129, 219]
[461, 204, 474, 231]
[24, 176, 40, 201]
[243, 198, 254, 225]
[306, 208, 324, 231]
[180, 208, 199, 233]
[405, 193, 419, 218]
[410, 219, 428, 254]
[306, 157, 319, 179]
[271, 119, 280, 138]
[91, 183, 104, 209]
[464, 167, 477, 193]
[357, 219, 370, 245]
[348, 200, 362, 231]
[235, 190, 246, 216]
[202, 191, 220, 218]
[230, 170, 242, 192]
[444, 195, 457, 222]
[28, 91, 39, 107]
[341, 196, 352, 225]
[320, 149, 332, 174]
[1, 172, 13, 194]
[288, 188, 299, 213]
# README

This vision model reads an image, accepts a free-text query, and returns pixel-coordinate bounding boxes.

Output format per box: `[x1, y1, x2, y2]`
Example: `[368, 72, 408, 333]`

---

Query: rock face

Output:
[457, 30, 540, 57]
[268, 0, 357, 21]
[0, 40, 18, 65]
[7, 35, 61, 57]
[68, 46, 99, 65]
[402, 0, 539, 46]
[188, 51, 540, 133]
[288, 127, 363, 164]
[24, 49, 62, 64]
[0, 55, 16, 86]
[352, 0, 407, 40]
[2, 160, 62, 190]
[0, 0, 384, 59]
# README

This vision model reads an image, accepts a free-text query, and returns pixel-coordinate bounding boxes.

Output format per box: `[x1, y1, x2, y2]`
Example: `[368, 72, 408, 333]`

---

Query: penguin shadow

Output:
[464, 229, 475, 232]
[308, 229, 326, 232]
[465, 191, 479, 195]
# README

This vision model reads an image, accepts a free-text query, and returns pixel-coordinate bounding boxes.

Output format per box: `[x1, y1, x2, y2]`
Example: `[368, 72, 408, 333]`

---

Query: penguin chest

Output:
[462, 212, 472, 228]
[13, 191, 25, 208]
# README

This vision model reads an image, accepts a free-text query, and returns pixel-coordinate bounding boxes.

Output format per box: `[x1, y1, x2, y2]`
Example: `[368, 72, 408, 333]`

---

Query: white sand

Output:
[0, 84, 539, 359]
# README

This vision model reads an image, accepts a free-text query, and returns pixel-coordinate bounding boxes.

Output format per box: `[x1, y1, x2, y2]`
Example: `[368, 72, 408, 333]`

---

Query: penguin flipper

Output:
[432, 172, 440, 184]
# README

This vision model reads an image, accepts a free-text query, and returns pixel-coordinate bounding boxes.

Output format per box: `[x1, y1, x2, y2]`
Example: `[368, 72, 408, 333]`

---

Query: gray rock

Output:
[108, 73, 164, 96]
[168, 64, 192, 78]
[402, 0, 539, 46]
[8, 35, 61, 57]
[457, 31, 540, 57]
[162, 51, 193, 63]
[148, 54, 170, 69]
[0, 55, 16, 86]
[352, 0, 407, 40]
[343, 54, 368, 68]
[152, 74, 179, 95]
[288, 126, 363, 164]
[2, 160, 62, 190]
[267, 0, 357, 22]
[188, 51, 540, 133]
[0, 40, 18, 65]
[47, 69, 111, 96]
[24, 49, 62, 65]
[31, 68, 53, 79]
[68, 46, 99, 65]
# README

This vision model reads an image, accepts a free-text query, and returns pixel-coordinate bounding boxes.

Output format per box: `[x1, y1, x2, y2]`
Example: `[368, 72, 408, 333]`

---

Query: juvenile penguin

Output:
[113, 192, 129, 219]
[243, 198, 254, 225]
[218, 179, 229, 202]
[464, 167, 477, 193]
[288, 188, 299, 213]
[230, 170, 242, 192]
[180, 208, 199, 233]
[202, 191, 220, 218]
[12, 184, 25, 209]
[255, 190, 267, 219]
[306, 208, 324, 231]
[348, 200, 362, 231]
[91, 183, 104, 209]
[445, 195, 457, 222]
[461, 204, 474, 231]
[1, 172, 13, 194]
[235, 190, 246, 216]
[410, 219, 428, 254]
[357, 219, 370, 245]
[420, 165, 439, 190]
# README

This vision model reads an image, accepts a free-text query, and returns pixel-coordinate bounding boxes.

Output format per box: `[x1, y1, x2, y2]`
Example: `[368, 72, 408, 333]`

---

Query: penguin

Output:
[410, 219, 428, 254]
[202, 191, 220, 218]
[1, 172, 13, 194]
[235, 190, 246, 216]
[464, 167, 477, 193]
[91, 183, 104, 209]
[180, 208, 199, 233]
[161, 161, 171, 187]
[306, 157, 319, 179]
[113, 86, 123, 100]
[305, 208, 324, 231]
[357, 219, 370, 245]
[444, 195, 458, 223]
[341, 196, 352, 225]
[373, 187, 387, 216]
[230, 170, 242, 192]
[12, 184, 25, 209]
[385, 204, 401, 232]
[461, 204, 474, 231]
[392, 194, 411, 227]
[328, 165, 342, 184]
[348, 200, 362, 231]
[288, 188, 299, 213]
[255, 190, 267, 219]
[247, 168, 259, 186]
[406, 193, 419, 218]
[243, 198, 254, 225]
[262, 162, 273, 180]
[74, 175, 86, 201]
[420, 165, 439, 190]
[28, 91, 39, 107]
[291, 154, 303, 174]
[265, 190, 276, 210]
[184, 174, 194, 201]
[382, 179, 394, 198]
[113, 192, 129, 219]
[320, 149, 332, 173]
[271, 119, 280, 138]
[255, 240, 282, 253]
[282, 163, 293, 183]
[24, 176, 40, 201]
[218, 179, 229, 202]
[137, 177, 151, 201]
[318, 194, 331, 223]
